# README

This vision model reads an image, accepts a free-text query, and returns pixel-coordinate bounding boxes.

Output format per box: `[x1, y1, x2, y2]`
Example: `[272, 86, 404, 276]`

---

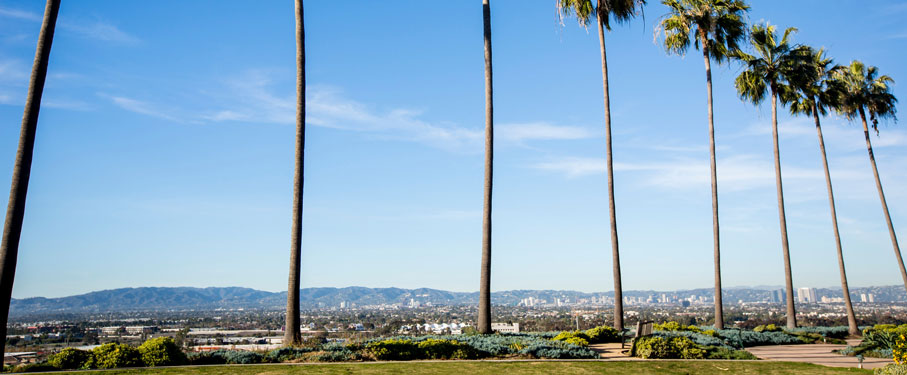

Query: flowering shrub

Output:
[894, 334, 907, 364]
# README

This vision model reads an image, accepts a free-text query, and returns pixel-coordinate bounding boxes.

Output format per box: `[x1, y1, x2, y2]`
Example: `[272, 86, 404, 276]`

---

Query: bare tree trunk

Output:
[701, 43, 723, 330]
[771, 89, 796, 329]
[860, 108, 907, 294]
[597, 12, 623, 332]
[0, 0, 60, 362]
[285, 0, 305, 347]
[814, 103, 858, 336]
[477, 0, 494, 335]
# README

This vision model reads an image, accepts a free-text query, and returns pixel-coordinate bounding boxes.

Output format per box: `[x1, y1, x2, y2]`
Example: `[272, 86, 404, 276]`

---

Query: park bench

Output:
[621, 320, 654, 350]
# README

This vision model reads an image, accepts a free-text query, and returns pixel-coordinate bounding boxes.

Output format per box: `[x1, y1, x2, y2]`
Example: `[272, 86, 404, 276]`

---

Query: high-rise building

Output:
[861, 293, 868, 303]
[797, 287, 818, 303]
[771, 289, 785, 303]
[868, 294, 875, 303]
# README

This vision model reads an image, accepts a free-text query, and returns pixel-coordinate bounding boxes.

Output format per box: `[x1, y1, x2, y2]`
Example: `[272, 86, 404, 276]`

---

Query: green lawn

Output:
[47, 361, 872, 375]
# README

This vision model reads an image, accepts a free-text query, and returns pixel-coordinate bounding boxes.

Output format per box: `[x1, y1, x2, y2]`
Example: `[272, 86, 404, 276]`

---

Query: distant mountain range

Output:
[9, 285, 905, 315]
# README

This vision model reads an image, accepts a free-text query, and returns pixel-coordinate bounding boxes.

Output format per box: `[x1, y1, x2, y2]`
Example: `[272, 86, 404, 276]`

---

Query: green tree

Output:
[831, 60, 902, 295]
[734, 23, 803, 329]
[656, 0, 748, 330]
[557, 0, 645, 332]
[787, 46, 859, 335]
[477, 0, 495, 334]
[285, 0, 306, 346]
[0, 0, 61, 362]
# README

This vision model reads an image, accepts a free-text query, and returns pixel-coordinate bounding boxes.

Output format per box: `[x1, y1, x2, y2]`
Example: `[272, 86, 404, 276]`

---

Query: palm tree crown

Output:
[657, 0, 748, 61]
[557, 0, 645, 29]
[832, 61, 898, 132]
[787, 46, 837, 117]
[734, 24, 801, 106]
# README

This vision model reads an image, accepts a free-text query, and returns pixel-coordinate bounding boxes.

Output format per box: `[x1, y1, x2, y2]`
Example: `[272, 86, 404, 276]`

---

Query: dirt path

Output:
[746, 341, 892, 370]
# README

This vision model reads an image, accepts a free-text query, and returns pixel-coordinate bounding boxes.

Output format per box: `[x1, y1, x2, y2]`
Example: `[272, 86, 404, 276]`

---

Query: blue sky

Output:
[1, 1, 905, 298]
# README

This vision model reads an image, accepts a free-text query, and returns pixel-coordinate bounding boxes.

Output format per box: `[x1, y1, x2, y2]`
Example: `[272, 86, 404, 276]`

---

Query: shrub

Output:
[265, 347, 316, 362]
[366, 339, 421, 361]
[418, 339, 479, 359]
[894, 334, 907, 364]
[138, 337, 187, 367]
[47, 348, 91, 370]
[634, 336, 678, 359]
[88, 343, 142, 369]
[876, 364, 907, 375]
[551, 331, 591, 343]
[672, 337, 705, 359]
[585, 326, 621, 343]
[754, 324, 780, 333]
[187, 351, 227, 365]
[654, 321, 702, 333]
[10, 362, 58, 373]
[222, 350, 262, 364]
[705, 346, 758, 360]
[518, 341, 597, 359]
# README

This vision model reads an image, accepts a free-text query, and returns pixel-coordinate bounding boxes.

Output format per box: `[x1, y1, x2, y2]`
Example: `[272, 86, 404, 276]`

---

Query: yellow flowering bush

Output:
[894, 334, 907, 364]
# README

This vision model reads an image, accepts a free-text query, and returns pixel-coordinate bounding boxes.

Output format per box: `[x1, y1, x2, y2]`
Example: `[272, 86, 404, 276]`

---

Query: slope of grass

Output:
[48, 361, 870, 375]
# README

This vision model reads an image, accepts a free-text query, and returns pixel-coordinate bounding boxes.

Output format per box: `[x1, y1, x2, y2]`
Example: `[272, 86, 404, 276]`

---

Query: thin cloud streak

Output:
[0, 6, 138, 43]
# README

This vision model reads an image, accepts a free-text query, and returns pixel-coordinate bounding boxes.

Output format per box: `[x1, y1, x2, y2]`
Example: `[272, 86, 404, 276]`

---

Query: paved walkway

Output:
[588, 343, 645, 360]
[747, 341, 892, 370]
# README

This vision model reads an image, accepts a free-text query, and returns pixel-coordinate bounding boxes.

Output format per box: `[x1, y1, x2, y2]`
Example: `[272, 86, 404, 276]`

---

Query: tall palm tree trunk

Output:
[597, 11, 622, 332]
[701, 40, 723, 330]
[859, 108, 907, 294]
[813, 103, 858, 335]
[477, 0, 494, 335]
[285, 0, 305, 347]
[771, 89, 796, 329]
[0, 0, 60, 362]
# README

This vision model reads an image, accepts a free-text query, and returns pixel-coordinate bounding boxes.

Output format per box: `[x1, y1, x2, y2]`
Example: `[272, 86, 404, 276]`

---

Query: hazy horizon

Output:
[1, 1, 905, 298]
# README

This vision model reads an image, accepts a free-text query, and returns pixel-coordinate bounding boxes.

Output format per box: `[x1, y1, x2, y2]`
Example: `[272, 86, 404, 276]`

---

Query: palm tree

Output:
[285, 0, 305, 346]
[734, 23, 803, 329]
[556, 0, 646, 333]
[0, 0, 61, 362]
[831, 61, 903, 295]
[656, 0, 748, 330]
[477, 0, 495, 334]
[787, 47, 859, 335]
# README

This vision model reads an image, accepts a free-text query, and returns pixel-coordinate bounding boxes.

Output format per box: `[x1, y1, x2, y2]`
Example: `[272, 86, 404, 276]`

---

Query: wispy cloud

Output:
[533, 154, 844, 192]
[497, 122, 596, 142]
[65, 22, 138, 43]
[0, 6, 138, 44]
[106, 95, 186, 123]
[0, 7, 41, 21]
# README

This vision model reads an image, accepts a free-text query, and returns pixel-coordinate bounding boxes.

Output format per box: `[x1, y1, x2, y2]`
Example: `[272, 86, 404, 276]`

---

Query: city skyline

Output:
[0, 1, 905, 298]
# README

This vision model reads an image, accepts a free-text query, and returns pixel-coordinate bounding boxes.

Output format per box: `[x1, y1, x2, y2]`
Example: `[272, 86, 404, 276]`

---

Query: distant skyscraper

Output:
[861, 294, 867, 303]
[771, 289, 785, 303]
[869, 294, 875, 303]
[797, 287, 818, 303]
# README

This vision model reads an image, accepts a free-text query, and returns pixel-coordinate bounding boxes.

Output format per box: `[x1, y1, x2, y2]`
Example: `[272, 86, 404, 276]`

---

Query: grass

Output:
[46, 361, 872, 375]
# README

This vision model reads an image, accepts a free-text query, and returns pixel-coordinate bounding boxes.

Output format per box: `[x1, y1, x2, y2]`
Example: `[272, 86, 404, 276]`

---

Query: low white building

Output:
[491, 323, 519, 333]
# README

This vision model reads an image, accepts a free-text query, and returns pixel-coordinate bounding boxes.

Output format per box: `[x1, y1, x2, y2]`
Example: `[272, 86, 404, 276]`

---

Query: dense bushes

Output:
[584, 326, 621, 343]
[876, 364, 907, 375]
[46, 348, 91, 370]
[631, 335, 755, 360]
[551, 331, 590, 346]
[138, 337, 187, 367]
[362, 334, 596, 360]
[837, 324, 907, 360]
[87, 343, 142, 369]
